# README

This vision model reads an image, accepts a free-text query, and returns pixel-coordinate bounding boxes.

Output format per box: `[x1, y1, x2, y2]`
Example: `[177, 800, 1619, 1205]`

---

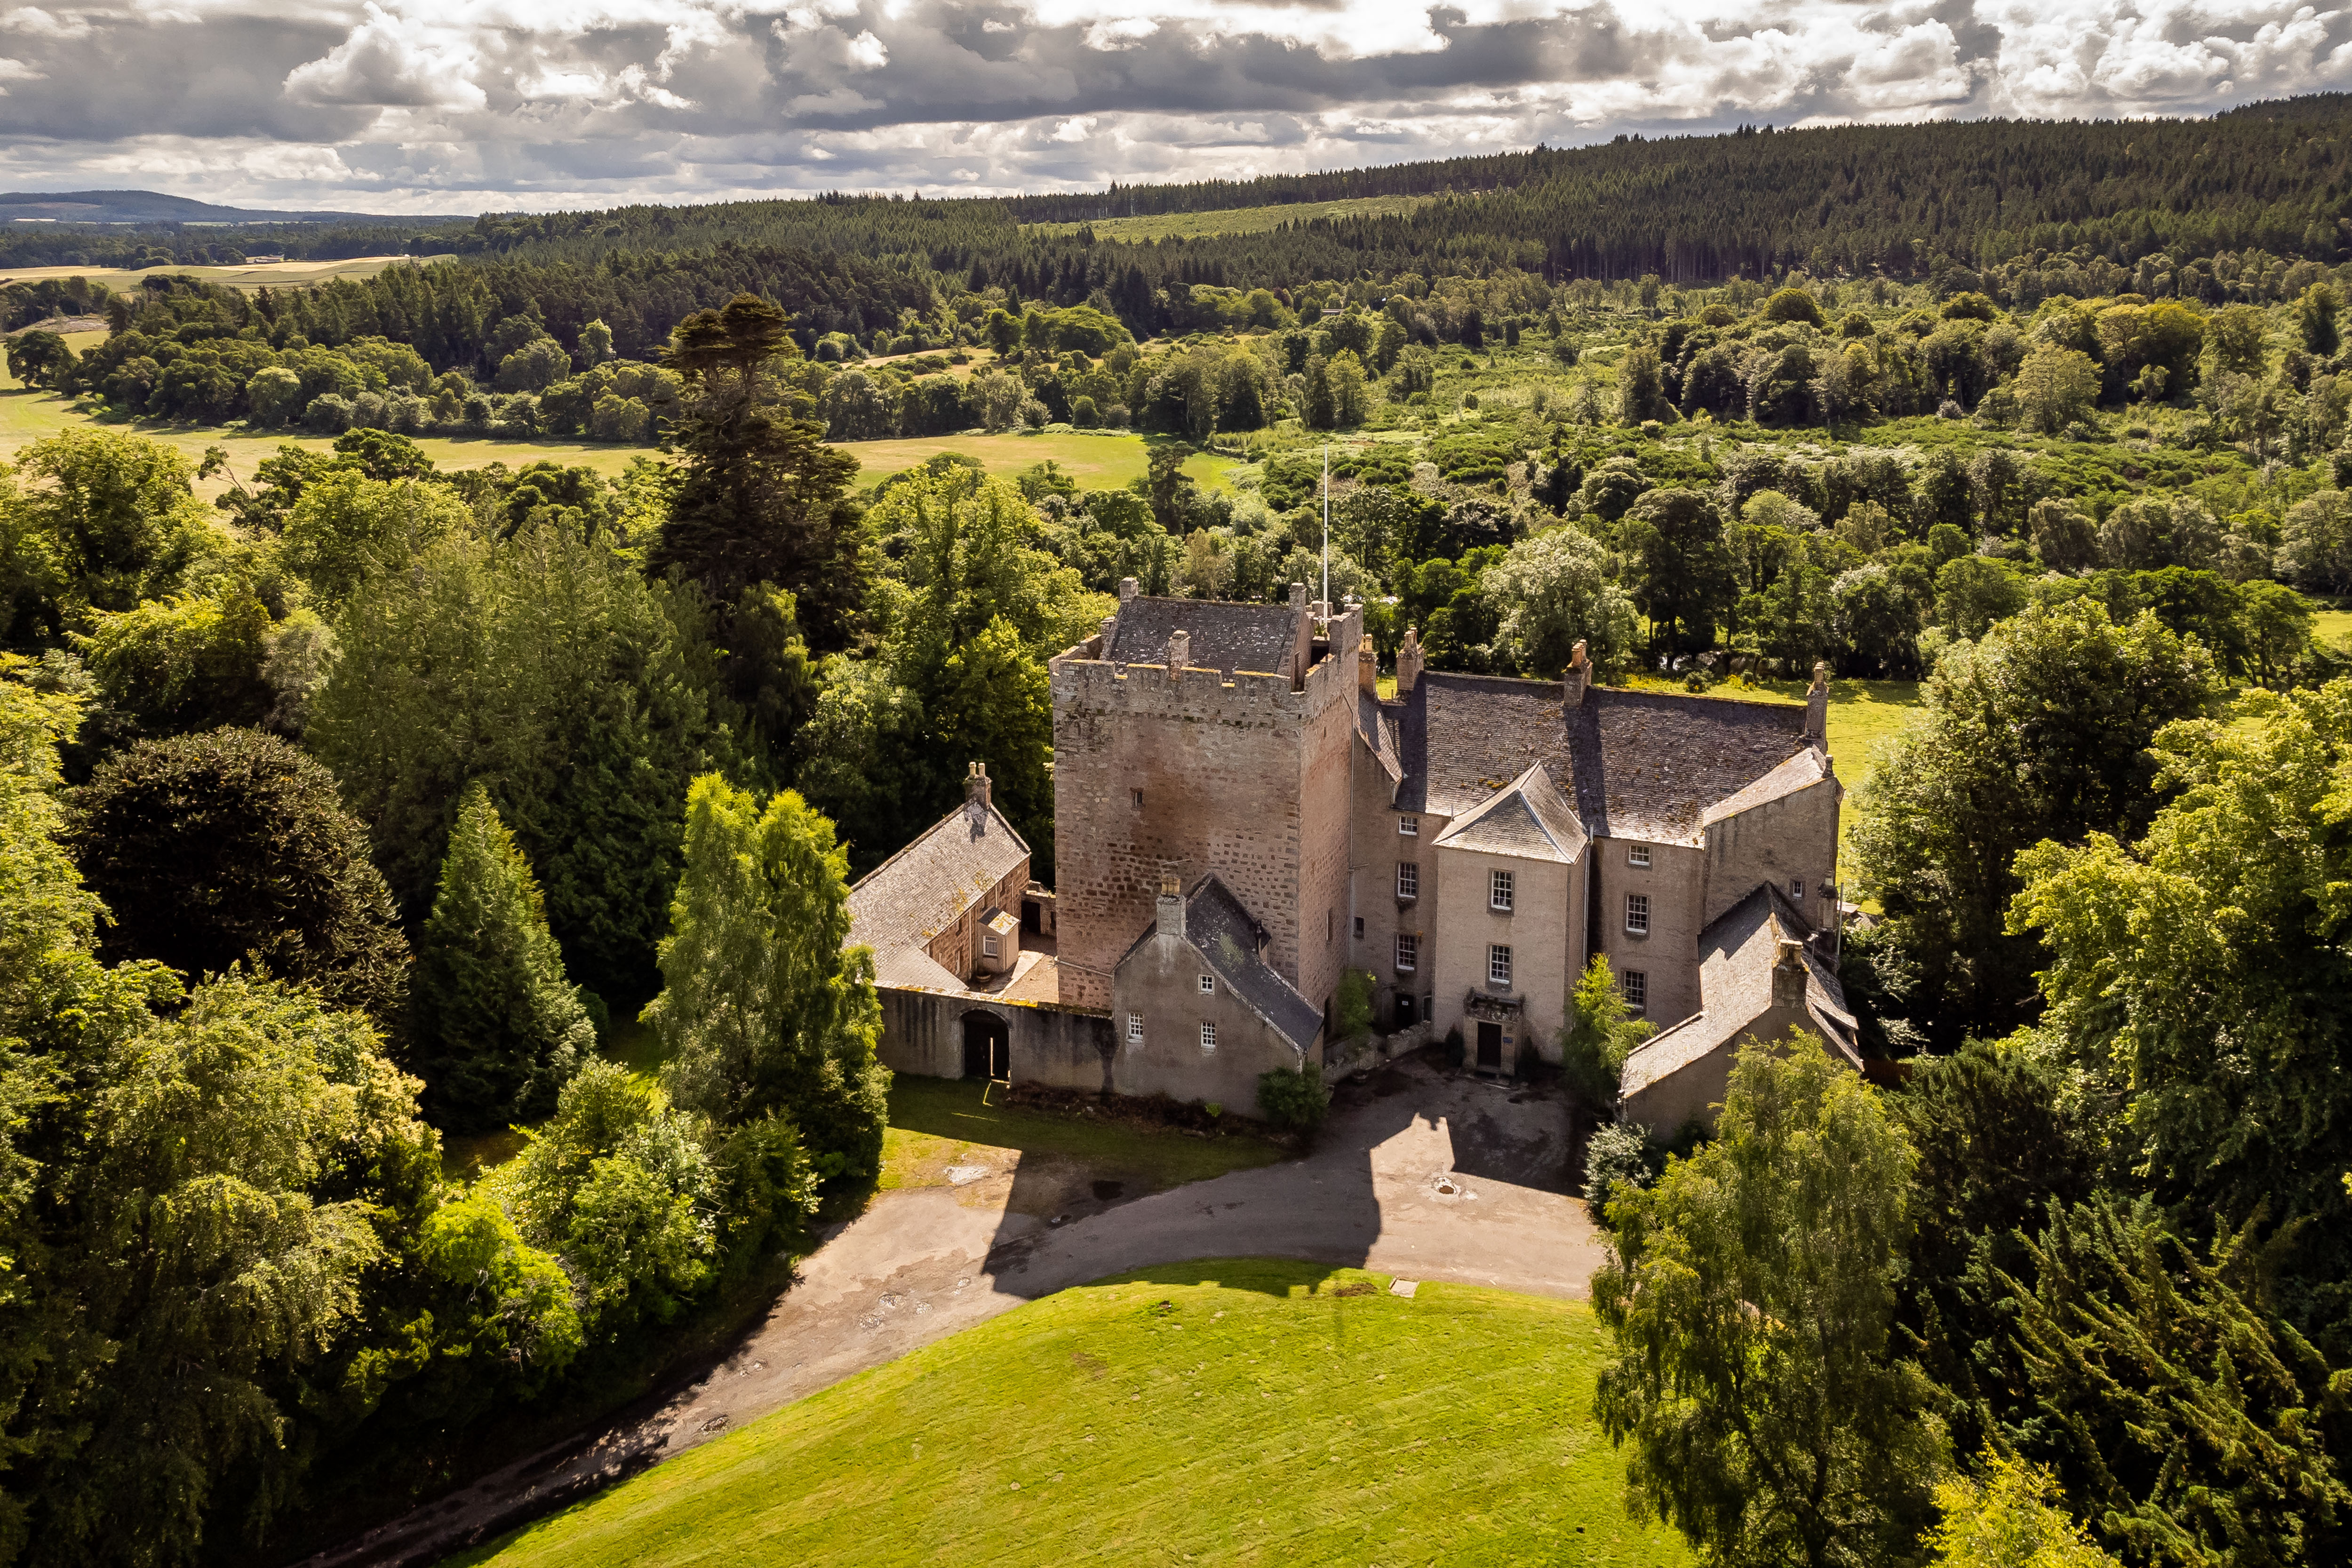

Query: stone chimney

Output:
[1564, 639, 1591, 711]
[1772, 936, 1808, 1012]
[1118, 576, 1140, 604]
[1098, 614, 1117, 657]
[1395, 626, 1424, 696]
[1805, 661, 1829, 746]
[1357, 631, 1378, 694]
[965, 759, 991, 811]
[1168, 629, 1190, 678]
[1287, 582, 1312, 692]
[1288, 581, 1308, 612]
[1156, 875, 1185, 939]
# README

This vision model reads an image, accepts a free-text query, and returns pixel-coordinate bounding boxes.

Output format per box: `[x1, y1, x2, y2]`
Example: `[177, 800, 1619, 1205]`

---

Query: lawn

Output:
[881, 1074, 1287, 1196]
[842, 428, 1236, 494]
[1026, 194, 1441, 244]
[2312, 607, 2352, 649]
[445, 1258, 1688, 1568]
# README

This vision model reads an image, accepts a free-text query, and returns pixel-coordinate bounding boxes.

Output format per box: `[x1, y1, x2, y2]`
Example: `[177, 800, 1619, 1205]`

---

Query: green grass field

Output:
[881, 1075, 1287, 1196]
[1028, 194, 1440, 244]
[2312, 608, 2352, 649]
[843, 428, 1236, 494]
[0, 255, 417, 292]
[446, 1259, 1687, 1568]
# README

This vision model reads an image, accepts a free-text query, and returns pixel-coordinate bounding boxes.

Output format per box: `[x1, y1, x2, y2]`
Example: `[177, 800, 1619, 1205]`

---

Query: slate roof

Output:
[1570, 689, 1814, 844]
[1106, 596, 1301, 676]
[846, 797, 1031, 970]
[1389, 672, 1812, 843]
[1618, 883, 1859, 1100]
[1432, 763, 1588, 862]
[1117, 875, 1324, 1050]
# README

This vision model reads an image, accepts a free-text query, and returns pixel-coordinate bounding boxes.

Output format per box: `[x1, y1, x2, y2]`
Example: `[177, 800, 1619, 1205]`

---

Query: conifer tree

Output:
[411, 782, 594, 1130]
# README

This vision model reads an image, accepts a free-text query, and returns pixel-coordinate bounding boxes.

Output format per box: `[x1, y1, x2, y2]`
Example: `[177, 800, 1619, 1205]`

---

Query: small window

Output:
[1622, 970, 1647, 1014]
[1198, 973, 1215, 995]
[1131, 788, 1144, 809]
[1353, 915, 1364, 939]
[1399, 814, 1419, 836]
[1396, 861, 1419, 900]
[982, 934, 998, 958]
[1790, 878, 1805, 902]
[1627, 844, 1650, 868]
[1395, 932, 1419, 973]
[1490, 869, 1514, 912]
[1488, 944, 1513, 987]
[1126, 1014, 1144, 1043]
[1200, 1022, 1217, 1052]
[1626, 893, 1650, 935]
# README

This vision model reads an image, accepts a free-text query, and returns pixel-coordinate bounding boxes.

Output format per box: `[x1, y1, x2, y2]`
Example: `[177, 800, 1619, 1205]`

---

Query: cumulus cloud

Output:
[0, 0, 2345, 211]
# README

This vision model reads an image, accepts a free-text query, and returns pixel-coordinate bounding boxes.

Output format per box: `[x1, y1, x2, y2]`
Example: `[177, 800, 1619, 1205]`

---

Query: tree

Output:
[2010, 681, 2352, 1345]
[78, 589, 273, 736]
[1616, 342, 1671, 424]
[1853, 600, 2221, 1048]
[410, 783, 595, 1131]
[275, 469, 468, 613]
[648, 294, 866, 649]
[1932, 555, 2026, 640]
[1558, 955, 1652, 1109]
[1301, 354, 1336, 429]
[1922, 1453, 2119, 1568]
[644, 775, 889, 1181]
[1325, 349, 1367, 427]
[1593, 1032, 1945, 1568]
[72, 727, 410, 1022]
[1623, 487, 1733, 656]
[1480, 526, 1641, 677]
[0, 429, 218, 644]
[2014, 346, 2099, 434]
[2278, 488, 2352, 596]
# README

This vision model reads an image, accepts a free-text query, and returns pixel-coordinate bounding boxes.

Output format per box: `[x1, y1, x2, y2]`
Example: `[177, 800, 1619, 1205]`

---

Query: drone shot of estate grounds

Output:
[8, 6, 2352, 1568]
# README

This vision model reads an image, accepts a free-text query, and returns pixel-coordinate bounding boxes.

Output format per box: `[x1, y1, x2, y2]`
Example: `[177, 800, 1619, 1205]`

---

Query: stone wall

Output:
[1346, 726, 1449, 1031]
[875, 986, 1116, 1091]
[1428, 846, 1581, 1068]
[1049, 614, 1358, 1015]
[1591, 837, 1709, 1027]
[1701, 775, 1842, 931]
[921, 861, 1032, 983]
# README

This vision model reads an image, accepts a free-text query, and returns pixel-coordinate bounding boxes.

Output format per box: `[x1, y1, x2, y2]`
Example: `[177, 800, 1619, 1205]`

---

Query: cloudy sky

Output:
[1, 1, 2350, 214]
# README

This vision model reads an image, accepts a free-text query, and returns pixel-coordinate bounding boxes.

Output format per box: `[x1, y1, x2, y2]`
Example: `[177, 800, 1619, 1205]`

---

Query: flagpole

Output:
[1321, 441, 1330, 616]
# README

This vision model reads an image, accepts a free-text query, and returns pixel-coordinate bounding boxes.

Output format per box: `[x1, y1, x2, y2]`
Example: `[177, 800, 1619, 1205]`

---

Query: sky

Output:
[2, 1, 2351, 215]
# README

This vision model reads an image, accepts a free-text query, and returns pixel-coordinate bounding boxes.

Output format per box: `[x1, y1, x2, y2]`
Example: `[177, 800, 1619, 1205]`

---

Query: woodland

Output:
[5, 96, 2352, 1568]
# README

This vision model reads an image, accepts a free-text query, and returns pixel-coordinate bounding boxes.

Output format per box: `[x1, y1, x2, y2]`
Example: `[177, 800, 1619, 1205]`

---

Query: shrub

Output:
[1256, 1063, 1331, 1133]
[1583, 1120, 1662, 1213]
[1335, 967, 1374, 1039]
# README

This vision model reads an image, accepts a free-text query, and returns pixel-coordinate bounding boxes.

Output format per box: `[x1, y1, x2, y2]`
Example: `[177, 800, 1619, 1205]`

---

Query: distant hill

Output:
[0, 190, 472, 226]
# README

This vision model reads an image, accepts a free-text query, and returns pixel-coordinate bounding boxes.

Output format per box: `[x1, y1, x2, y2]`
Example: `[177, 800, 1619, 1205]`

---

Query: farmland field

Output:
[0, 255, 418, 292]
[446, 1259, 1688, 1568]
[843, 428, 1239, 493]
[1027, 193, 1441, 243]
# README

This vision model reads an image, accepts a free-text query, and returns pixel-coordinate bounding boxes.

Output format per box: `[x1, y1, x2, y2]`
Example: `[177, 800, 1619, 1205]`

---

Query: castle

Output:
[848, 583, 1861, 1130]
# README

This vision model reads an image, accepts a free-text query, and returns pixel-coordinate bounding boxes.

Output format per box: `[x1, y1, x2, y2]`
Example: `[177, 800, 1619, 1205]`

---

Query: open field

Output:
[1028, 194, 1441, 243]
[446, 1258, 1687, 1568]
[0, 388, 655, 501]
[843, 428, 1237, 493]
[0, 255, 418, 292]
[882, 1075, 1288, 1198]
[2313, 608, 2352, 648]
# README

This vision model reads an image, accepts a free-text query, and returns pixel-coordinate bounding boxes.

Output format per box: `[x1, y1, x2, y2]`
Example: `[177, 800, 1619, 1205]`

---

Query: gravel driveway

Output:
[300, 1057, 1604, 1568]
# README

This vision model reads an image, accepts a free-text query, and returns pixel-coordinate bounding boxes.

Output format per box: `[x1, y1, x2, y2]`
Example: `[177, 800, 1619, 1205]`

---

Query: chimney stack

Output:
[1168, 629, 1190, 678]
[1395, 626, 1424, 696]
[1118, 576, 1140, 604]
[1805, 661, 1829, 746]
[1288, 581, 1308, 611]
[964, 761, 991, 831]
[1156, 875, 1185, 939]
[1357, 631, 1378, 693]
[1772, 937, 1808, 1012]
[1565, 639, 1591, 711]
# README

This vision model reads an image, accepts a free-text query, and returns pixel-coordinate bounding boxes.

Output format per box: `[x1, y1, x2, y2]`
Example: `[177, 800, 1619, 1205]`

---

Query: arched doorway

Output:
[961, 1010, 1009, 1081]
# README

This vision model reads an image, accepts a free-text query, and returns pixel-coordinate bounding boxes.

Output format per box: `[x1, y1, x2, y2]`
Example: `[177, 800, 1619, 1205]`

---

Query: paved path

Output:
[303, 1059, 1604, 1567]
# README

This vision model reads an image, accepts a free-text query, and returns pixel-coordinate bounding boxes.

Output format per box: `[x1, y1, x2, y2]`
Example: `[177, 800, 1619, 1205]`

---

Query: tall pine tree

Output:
[411, 783, 594, 1130]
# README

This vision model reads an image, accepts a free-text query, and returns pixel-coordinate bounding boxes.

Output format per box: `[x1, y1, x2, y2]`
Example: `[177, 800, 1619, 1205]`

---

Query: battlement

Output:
[1050, 601, 1363, 723]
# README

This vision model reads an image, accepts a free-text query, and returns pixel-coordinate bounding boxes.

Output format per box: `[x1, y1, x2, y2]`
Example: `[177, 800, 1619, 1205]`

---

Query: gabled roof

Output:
[1358, 689, 1404, 792]
[1116, 875, 1323, 1051]
[846, 796, 1030, 961]
[1105, 596, 1302, 676]
[1389, 672, 1816, 844]
[1432, 763, 1587, 862]
[1619, 883, 1858, 1100]
[1703, 746, 1833, 827]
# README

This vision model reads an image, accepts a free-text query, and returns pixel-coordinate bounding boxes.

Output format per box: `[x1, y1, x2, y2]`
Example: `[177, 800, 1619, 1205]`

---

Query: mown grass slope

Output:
[447, 1259, 1688, 1568]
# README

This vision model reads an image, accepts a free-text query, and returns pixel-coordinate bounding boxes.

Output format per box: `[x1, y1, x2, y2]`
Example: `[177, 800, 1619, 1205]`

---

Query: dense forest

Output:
[7, 96, 2352, 1568]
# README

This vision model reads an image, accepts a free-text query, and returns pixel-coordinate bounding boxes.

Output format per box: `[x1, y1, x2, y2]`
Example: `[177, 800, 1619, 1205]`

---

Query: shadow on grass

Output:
[1082, 1256, 1389, 1301]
